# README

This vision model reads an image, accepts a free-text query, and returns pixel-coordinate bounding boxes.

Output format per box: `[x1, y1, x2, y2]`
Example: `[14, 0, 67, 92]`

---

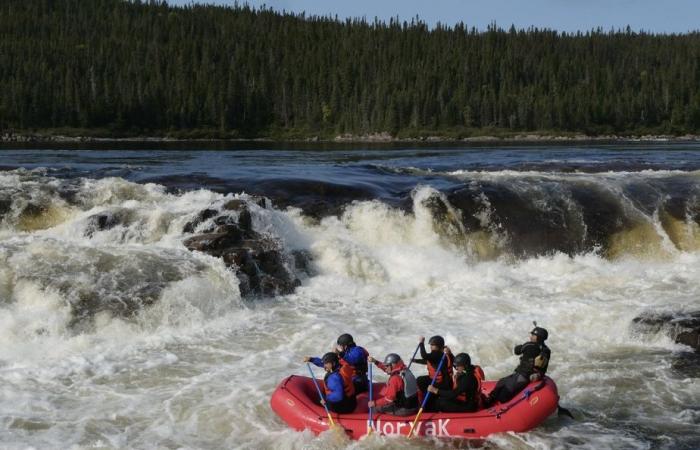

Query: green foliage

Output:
[1, 0, 699, 137]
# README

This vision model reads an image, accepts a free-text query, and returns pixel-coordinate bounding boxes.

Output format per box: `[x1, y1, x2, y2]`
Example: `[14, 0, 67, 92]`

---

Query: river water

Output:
[0, 143, 699, 449]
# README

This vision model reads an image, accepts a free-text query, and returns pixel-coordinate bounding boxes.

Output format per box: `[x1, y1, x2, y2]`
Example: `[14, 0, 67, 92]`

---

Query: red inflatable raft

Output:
[271, 375, 559, 440]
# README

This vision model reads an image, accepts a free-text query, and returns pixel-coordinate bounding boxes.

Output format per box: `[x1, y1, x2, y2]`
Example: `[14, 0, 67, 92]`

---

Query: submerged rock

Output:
[84, 209, 135, 237]
[183, 200, 307, 298]
[632, 311, 700, 352]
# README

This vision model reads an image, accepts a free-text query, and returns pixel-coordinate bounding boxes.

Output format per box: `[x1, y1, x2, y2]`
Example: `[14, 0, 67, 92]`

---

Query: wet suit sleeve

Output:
[415, 343, 442, 366]
[412, 342, 429, 365]
[309, 357, 323, 368]
[514, 342, 540, 357]
[325, 373, 344, 403]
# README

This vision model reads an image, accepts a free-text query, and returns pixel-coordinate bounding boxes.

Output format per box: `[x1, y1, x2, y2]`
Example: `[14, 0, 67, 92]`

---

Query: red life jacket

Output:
[427, 352, 453, 385]
[473, 365, 485, 409]
[324, 365, 355, 399]
[338, 364, 356, 397]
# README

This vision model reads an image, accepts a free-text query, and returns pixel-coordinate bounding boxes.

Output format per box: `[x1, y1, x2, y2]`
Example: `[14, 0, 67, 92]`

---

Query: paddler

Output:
[304, 352, 357, 413]
[428, 352, 485, 412]
[411, 335, 454, 411]
[367, 353, 419, 416]
[335, 333, 370, 393]
[486, 323, 550, 405]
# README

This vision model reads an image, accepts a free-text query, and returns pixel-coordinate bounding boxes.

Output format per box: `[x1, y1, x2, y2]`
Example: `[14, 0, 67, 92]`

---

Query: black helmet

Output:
[428, 335, 445, 348]
[530, 326, 548, 342]
[383, 353, 402, 365]
[322, 352, 340, 366]
[337, 333, 355, 347]
[453, 352, 471, 368]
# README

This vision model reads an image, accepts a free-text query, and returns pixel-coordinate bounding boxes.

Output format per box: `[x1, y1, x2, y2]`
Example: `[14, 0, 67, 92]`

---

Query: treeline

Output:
[1, 0, 700, 138]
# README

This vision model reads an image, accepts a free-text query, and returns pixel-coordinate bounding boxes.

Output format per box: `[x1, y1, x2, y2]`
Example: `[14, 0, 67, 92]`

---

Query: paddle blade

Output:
[558, 405, 575, 419]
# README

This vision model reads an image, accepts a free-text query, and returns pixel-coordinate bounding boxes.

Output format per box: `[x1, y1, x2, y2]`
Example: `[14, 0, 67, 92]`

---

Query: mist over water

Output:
[0, 144, 699, 449]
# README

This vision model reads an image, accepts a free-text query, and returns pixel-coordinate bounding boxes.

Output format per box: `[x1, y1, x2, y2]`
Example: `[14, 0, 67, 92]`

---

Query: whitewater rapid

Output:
[0, 161, 698, 449]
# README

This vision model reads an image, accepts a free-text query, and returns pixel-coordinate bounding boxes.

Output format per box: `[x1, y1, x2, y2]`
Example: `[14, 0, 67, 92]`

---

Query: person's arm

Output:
[427, 350, 443, 366]
[375, 376, 399, 407]
[325, 374, 344, 403]
[514, 344, 523, 355]
[437, 374, 461, 399]
[419, 341, 429, 359]
[309, 357, 323, 368]
[521, 342, 541, 357]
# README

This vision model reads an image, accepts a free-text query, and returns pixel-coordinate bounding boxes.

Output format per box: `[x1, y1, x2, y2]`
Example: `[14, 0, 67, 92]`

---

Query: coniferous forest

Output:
[1, 0, 700, 139]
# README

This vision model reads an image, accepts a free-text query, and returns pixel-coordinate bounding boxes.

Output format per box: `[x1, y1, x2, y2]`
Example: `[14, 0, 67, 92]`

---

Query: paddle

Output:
[558, 404, 575, 419]
[306, 362, 336, 427]
[407, 351, 447, 439]
[406, 343, 421, 371]
[367, 362, 373, 435]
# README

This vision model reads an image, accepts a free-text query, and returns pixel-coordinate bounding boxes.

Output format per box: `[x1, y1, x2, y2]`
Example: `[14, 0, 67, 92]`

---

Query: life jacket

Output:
[324, 365, 355, 399]
[340, 346, 369, 380]
[533, 344, 550, 375]
[427, 351, 453, 385]
[388, 364, 419, 409]
[516, 342, 550, 377]
[453, 365, 485, 409]
[473, 365, 485, 409]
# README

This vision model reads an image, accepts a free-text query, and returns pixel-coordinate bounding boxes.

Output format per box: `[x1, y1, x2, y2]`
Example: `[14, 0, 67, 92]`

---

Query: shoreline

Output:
[2, 131, 700, 144]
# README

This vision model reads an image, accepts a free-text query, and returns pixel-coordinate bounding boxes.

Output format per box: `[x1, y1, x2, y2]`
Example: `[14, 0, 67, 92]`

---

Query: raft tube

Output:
[270, 375, 559, 440]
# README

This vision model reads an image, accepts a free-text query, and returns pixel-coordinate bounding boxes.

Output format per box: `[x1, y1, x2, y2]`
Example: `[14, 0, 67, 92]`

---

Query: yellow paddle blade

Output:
[407, 407, 424, 439]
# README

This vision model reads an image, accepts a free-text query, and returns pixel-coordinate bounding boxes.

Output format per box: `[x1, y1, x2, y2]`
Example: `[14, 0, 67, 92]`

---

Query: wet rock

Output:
[632, 311, 700, 352]
[0, 198, 11, 219]
[183, 224, 245, 253]
[671, 352, 700, 378]
[183, 202, 306, 298]
[292, 249, 314, 276]
[183, 208, 218, 233]
[84, 212, 120, 236]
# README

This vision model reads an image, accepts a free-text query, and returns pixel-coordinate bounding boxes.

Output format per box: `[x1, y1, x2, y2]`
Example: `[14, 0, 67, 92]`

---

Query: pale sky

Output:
[169, 0, 700, 33]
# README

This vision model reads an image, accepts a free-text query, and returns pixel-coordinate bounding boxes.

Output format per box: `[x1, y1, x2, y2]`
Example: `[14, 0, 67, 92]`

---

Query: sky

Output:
[169, 0, 700, 34]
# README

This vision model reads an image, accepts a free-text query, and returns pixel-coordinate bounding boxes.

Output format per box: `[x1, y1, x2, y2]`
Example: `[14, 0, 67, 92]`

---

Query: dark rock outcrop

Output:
[632, 311, 700, 352]
[183, 200, 308, 297]
[84, 209, 134, 237]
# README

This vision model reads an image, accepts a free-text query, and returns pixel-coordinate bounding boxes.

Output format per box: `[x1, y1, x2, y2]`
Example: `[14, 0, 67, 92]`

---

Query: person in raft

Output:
[304, 352, 357, 413]
[335, 333, 370, 394]
[427, 352, 485, 412]
[367, 353, 419, 416]
[486, 324, 550, 405]
[412, 335, 454, 409]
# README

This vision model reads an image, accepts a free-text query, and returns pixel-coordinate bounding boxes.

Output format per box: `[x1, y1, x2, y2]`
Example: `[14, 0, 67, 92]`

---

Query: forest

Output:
[1, 0, 700, 139]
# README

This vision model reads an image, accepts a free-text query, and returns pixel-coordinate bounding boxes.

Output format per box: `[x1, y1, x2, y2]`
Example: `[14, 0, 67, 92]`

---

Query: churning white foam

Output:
[0, 172, 698, 449]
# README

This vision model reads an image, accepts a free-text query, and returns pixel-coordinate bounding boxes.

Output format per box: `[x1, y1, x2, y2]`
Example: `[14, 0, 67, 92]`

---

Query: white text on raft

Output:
[370, 419, 451, 436]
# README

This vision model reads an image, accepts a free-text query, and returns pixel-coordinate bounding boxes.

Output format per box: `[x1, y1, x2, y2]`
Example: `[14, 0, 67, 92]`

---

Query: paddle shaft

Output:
[367, 362, 373, 434]
[407, 351, 447, 439]
[406, 343, 421, 371]
[306, 363, 336, 427]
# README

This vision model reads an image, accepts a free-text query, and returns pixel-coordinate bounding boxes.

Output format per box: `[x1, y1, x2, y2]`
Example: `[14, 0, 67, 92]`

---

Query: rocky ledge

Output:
[181, 198, 312, 298]
[632, 311, 700, 352]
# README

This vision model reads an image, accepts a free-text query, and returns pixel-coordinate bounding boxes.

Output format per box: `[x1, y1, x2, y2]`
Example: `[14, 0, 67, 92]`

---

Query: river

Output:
[0, 142, 699, 449]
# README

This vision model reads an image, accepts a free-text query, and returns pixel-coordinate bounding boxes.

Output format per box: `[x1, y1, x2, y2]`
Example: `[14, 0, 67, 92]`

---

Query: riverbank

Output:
[2, 129, 700, 144]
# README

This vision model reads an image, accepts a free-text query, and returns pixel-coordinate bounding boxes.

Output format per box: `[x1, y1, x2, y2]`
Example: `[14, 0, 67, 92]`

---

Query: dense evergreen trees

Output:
[1, 0, 699, 138]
